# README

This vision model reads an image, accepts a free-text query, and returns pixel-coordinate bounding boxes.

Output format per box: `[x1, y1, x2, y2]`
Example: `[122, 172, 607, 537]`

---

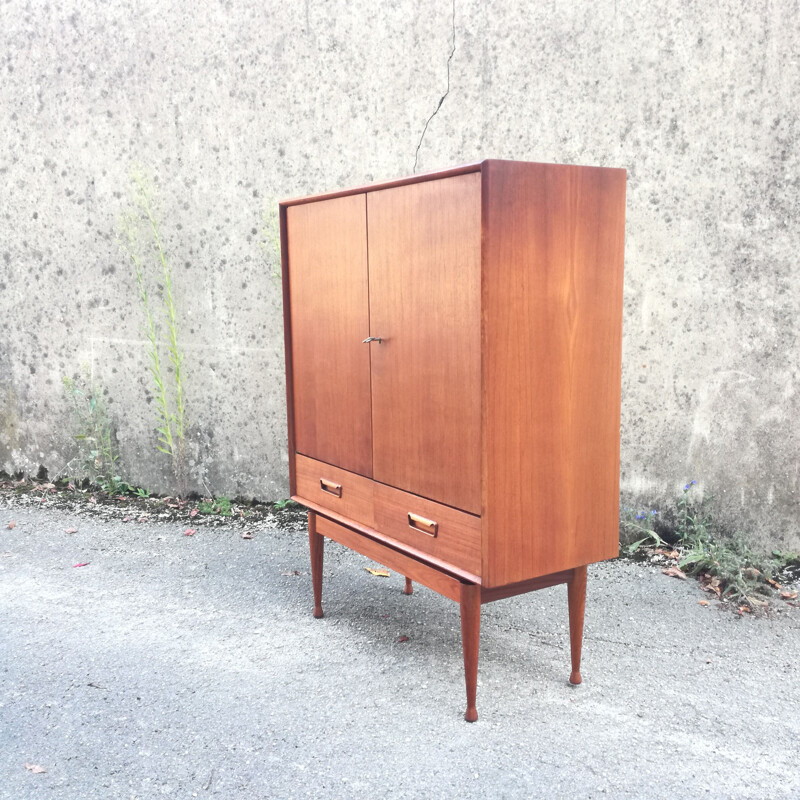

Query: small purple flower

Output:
[635, 512, 646, 520]
[650, 510, 658, 516]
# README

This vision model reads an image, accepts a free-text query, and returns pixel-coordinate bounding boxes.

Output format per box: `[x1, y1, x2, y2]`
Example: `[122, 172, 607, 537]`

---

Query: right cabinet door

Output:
[366, 173, 482, 515]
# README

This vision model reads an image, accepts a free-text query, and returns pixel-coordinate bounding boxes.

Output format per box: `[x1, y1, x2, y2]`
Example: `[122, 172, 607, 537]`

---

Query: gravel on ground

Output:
[1, 494, 799, 799]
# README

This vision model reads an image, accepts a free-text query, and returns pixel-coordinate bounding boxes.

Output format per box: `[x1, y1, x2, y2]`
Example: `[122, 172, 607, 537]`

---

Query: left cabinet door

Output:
[286, 194, 373, 478]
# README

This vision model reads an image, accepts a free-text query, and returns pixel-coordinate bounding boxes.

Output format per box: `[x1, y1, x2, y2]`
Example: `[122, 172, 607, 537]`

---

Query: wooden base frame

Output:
[306, 511, 588, 722]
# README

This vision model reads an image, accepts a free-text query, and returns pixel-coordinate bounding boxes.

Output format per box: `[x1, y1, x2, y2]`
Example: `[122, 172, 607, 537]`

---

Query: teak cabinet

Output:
[280, 160, 626, 721]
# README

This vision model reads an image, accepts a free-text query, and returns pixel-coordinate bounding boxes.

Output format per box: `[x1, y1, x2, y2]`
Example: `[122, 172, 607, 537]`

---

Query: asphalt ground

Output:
[1, 498, 799, 799]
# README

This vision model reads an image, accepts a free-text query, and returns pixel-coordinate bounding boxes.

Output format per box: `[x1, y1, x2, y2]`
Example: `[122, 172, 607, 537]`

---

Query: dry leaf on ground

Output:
[72, 562, 90, 568]
[64, 528, 78, 534]
[698, 600, 709, 606]
[184, 528, 196, 536]
[780, 590, 798, 600]
[365, 567, 390, 578]
[241, 531, 254, 539]
[190, 508, 198, 518]
[7, 520, 16, 529]
[662, 566, 687, 580]
[742, 567, 761, 580]
[397, 635, 409, 643]
[700, 575, 722, 596]
[655, 548, 680, 559]
[24, 763, 46, 773]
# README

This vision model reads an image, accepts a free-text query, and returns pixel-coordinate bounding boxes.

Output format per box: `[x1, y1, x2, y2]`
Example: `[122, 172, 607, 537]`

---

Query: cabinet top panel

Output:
[279, 159, 626, 208]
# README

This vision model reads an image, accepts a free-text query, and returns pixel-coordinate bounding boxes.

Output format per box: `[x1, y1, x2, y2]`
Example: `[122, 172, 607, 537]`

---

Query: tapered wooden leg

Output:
[567, 565, 587, 685]
[403, 577, 413, 595]
[459, 583, 481, 722]
[308, 511, 324, 619]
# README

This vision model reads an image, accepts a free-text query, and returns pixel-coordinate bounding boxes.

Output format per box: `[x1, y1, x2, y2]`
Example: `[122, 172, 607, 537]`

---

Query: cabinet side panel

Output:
[482, 162, 627, 586]
[287, 195, 373, 477]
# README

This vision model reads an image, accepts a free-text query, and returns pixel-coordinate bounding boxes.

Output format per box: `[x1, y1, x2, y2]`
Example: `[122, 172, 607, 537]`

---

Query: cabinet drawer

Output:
[295, 454, 374, 527]
[373, 483, 481, 576]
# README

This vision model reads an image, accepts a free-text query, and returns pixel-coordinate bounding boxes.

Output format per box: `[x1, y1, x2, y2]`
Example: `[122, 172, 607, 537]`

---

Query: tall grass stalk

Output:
[120, 172, 187, 496]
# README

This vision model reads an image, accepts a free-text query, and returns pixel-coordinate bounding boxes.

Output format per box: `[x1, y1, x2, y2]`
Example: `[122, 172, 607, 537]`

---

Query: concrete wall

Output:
[1, 1, 798, 550]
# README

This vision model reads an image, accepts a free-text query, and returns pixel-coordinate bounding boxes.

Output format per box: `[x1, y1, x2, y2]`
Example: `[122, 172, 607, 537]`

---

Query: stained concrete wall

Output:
[1, 1, 798, 549]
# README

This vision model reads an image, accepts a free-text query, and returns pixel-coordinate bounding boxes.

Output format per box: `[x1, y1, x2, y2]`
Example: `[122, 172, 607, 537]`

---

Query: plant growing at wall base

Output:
[622, 481, 789, 611]
[198, 496, 232, 516]
[672, 481, 779, 606]
[62, 372, 126, 495]
[621, 506, 664, 553]
[273, 498, 299, 510]
[120, 171, 188, 497]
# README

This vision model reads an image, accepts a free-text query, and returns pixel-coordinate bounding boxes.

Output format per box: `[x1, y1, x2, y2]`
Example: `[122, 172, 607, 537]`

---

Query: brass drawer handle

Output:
[320, 478, 342, 498]
[408, 512, 438, 537]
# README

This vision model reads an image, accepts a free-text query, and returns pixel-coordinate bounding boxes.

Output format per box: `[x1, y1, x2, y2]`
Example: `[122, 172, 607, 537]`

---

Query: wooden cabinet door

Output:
[367, 174, 481, 513]
[287, 194, 373, 477]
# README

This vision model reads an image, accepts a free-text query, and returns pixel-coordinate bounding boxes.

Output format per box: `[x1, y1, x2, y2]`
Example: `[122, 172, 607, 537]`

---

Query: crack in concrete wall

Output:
[413, 0, 456, 173]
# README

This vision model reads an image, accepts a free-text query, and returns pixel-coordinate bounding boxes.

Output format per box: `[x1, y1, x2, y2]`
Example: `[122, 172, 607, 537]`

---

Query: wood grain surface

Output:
[373, 482, 481, 577]
[568, 565, 588, 684]
[481, 161, 627, 586]
[459, 583, 481, 722]
[294, 496, 481, 584]
[281, 162, 481, 207]
[295, 453, 375, 528]
[286, 194, 373, 477]
[282, 161, 627, 721]
[479, 569, 574, 603]
[308, 511, 324, 618]
[279, 204, 297, 495]
[315, 515, 464, 602]
[367, 173, 482, 513]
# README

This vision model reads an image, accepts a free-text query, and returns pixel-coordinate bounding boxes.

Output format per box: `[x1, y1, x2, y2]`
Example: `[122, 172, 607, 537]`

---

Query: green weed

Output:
[62, 372, 126, 496]
[273, 498, 298, 510]
[624, 480, 790, 610]
[772, 550, 800, 569]
[621, 506, 665, 553]
[198, 496, 232, 517]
